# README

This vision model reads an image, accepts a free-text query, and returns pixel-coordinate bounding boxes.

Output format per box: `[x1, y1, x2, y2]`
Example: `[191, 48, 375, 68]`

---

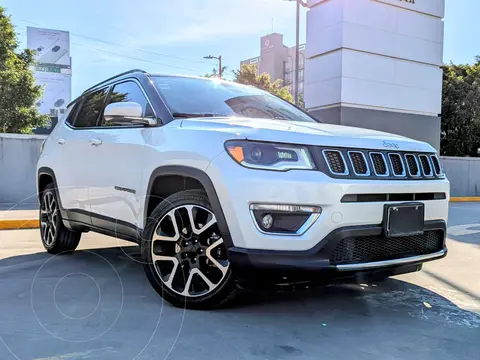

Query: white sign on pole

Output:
[27, 27, 72, 117]
[33, 72, 72, 117]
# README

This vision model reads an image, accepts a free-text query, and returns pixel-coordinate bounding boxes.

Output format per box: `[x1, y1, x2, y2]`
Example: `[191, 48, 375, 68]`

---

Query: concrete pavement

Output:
[0, 204, 478, 359]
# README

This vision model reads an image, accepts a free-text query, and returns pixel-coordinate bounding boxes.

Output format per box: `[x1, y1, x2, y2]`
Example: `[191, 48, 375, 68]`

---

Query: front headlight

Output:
[225, 140, 315, 171]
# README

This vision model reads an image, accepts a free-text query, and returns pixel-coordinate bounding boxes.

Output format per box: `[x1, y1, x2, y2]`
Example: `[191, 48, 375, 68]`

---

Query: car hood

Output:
[180, 117, 435, 152]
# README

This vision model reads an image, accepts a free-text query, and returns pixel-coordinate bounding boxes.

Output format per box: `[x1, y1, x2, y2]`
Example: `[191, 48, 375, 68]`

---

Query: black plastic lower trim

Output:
[63, 209, 141, 243]
[145, 165, 234, 248]
[228, 220, 447, 280]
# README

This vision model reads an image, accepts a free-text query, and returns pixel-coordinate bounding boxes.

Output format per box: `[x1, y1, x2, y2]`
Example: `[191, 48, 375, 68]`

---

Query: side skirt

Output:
[63, 209, 142, 244]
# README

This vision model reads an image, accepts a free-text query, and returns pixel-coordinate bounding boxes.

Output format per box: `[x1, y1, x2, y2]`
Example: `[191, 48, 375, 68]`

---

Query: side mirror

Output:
[104, 102, 157, 126]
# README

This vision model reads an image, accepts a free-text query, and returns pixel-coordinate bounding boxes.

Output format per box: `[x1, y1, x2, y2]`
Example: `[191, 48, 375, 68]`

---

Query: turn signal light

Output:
[226, 145, 244, 163]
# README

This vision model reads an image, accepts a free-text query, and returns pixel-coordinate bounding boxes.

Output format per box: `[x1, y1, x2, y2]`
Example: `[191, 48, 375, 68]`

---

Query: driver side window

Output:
[102, 81, 153, 126]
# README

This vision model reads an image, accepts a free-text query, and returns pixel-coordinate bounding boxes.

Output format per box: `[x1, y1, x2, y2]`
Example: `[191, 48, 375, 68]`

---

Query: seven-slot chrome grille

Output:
[317, 148, 444, 180]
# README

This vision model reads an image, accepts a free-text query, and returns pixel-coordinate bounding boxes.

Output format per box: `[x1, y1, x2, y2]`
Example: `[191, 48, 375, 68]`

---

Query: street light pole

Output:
[283, 0, 308, 105]
[294, 0, 300, 106]
[219, 55, 223, 78]
[204, 55, 223, 79]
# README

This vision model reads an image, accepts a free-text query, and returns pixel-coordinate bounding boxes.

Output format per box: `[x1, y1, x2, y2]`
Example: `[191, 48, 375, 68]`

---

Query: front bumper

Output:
[207, 151, 450, 252]
[228, 220, 447, 280]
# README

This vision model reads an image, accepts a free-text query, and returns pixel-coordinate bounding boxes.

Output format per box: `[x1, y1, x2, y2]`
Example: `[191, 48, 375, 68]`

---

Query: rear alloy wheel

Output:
[142, 190, 238, 309]
[40, 191, 59, 247]
[40, 183, 81, 254]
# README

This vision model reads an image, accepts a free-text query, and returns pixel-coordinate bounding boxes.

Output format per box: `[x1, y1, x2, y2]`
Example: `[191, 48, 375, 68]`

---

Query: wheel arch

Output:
[145, 165, 233, 248]
[37, 167, 62, 206]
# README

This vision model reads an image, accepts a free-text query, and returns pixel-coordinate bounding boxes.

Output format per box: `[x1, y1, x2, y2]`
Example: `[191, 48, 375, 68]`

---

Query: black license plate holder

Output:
[384, 203, 425, 237]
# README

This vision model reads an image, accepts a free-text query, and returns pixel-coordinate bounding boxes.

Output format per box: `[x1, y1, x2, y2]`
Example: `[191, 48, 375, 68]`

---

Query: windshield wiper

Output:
[172, 112, 227, 118]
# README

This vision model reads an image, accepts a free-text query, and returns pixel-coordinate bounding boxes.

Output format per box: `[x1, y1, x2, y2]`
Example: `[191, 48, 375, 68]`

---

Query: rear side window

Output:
[101, 81, 153, 126]
[65, 102, 80, 126]
[73, 88, 108, 128]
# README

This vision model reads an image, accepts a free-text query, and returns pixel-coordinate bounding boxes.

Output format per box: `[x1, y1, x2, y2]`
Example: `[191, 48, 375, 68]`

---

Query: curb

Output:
[0, 219, 40, 230]
[449, 197, 480, 202]
[1, 197, 479, 230]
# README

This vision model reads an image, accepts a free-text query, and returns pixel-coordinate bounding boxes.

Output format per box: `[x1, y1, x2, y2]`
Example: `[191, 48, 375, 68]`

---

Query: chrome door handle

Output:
[57, 138, 66, 145]
[89, 139, 103, 146]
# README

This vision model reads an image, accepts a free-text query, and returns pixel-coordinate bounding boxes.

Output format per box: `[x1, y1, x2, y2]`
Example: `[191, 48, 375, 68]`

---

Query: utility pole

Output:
[219, 55, 223, 78]
[283, 0, 308, 106]
[294, 0, 300, 106]
[204, 55, 223, 79]
[284, 0, 308, 106]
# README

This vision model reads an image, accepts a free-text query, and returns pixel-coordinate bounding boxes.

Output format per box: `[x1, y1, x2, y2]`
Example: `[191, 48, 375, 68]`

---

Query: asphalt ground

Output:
[0, 203, 478, 360]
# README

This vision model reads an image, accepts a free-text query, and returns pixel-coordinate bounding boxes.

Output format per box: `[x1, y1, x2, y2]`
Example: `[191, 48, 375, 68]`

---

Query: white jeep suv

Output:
[37, 70, 449, 309]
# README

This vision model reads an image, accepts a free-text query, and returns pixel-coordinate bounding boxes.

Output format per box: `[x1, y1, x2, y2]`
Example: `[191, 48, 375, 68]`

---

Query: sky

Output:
[3, 0, 479, 98]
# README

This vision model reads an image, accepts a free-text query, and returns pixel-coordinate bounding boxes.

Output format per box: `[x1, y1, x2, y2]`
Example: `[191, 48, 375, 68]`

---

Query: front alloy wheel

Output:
[143, 190, 238, 309]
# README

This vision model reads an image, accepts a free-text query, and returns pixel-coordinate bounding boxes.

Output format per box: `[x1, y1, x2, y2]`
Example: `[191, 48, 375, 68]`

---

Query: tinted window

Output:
[65, 102, 80, 126]
[151, 76, 318, 123]
[73, 88, 108, 128]
[101, 81, 153, 126]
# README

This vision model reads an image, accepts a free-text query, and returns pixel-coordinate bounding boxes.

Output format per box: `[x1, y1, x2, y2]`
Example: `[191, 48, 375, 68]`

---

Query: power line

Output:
[16, 29, 206, 74]
[14, 17, 211, 66]
[15, 20, 239, 79]
[70, 42, 203, 73]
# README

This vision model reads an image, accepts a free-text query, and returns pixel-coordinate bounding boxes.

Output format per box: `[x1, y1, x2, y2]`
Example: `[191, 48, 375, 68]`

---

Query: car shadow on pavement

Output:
[0, 245, 479, 359]
[448, 232, 480, 246]
[1, 245, 478, 322]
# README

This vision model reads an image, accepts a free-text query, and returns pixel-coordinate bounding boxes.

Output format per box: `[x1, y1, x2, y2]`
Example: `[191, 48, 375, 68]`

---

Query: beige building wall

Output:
[240, 33, 305, 98]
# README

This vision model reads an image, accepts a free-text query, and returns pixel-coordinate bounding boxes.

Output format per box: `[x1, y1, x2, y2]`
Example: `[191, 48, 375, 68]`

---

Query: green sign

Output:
[35, 65, 61, 73]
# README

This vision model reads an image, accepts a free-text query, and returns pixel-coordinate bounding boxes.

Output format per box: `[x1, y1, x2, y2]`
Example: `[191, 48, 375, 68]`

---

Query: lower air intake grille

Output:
[323, 150, 347, 174]
[330, 231, 444, 265]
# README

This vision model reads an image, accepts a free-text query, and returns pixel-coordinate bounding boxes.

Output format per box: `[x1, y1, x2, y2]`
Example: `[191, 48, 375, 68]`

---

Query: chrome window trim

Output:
[368, 152, 390, 177]
[322, 150, 349, 176]
[418, 154, 434, 177]
[404, 154, 421, 177]
[347, 151, 370, 176]
[98, 78, 158, 128]
[388, 153, 406, 177]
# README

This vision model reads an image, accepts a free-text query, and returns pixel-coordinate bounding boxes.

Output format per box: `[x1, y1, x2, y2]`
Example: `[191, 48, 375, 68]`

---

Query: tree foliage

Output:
[297, 92, 305, 109]
[233, 64, 293, 103]
[204, 66, 228, 78]
[441, 56, 480, 156]
[0, 7, 48, 133]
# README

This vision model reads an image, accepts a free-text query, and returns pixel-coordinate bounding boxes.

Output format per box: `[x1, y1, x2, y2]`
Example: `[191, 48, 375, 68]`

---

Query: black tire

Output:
[142, 189, 239, 310]
[40, 183, 81, 254]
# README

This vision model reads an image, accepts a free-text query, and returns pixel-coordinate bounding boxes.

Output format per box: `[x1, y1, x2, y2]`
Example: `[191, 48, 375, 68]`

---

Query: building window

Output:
[298, 71, 304, 82]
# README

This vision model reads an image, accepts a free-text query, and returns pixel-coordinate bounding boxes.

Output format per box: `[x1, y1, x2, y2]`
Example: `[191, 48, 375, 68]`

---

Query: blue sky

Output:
[3, 0, 479, 97]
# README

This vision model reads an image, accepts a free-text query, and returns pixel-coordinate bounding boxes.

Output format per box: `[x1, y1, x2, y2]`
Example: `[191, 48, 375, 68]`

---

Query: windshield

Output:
[151, 76, 319, 123]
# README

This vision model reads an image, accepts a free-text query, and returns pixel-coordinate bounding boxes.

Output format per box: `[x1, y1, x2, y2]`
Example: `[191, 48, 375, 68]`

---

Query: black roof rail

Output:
[81, 69, 147, 94]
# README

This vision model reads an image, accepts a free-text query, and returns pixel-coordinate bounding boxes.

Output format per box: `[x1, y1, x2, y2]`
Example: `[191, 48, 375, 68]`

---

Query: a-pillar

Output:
[305, 0, 445, 150]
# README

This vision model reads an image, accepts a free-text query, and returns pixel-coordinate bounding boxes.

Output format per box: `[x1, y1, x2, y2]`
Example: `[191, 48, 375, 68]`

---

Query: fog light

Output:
[261, 214, 274, 229]
[250, 203, 322, 236]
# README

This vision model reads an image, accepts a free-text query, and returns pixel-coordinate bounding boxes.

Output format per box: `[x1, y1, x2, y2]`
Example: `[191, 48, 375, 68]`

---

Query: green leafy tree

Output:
[441, 56, 480, 156]
[233, 64, 294, 103]
[297, 92, 305, 109]
[204, 66, 228, 78]
[0, 7, 48, 133]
